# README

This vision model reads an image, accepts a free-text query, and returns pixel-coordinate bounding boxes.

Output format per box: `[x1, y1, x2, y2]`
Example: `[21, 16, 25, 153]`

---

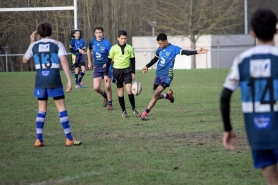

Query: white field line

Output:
[29, 171, 101, 185]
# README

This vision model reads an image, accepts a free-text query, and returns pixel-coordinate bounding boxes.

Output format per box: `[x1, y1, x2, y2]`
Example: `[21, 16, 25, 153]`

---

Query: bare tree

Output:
[139, 0, 244, 68]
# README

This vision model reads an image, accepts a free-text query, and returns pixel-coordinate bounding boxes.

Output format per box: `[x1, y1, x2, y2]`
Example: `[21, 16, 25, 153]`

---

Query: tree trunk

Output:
[190, 37, 196, 69]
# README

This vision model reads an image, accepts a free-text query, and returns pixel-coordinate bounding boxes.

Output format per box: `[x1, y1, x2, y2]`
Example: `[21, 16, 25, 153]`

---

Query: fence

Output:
[0, 47, 252, 72]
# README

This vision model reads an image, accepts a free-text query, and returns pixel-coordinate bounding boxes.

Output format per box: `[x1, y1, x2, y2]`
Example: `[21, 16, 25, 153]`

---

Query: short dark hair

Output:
[251, 8, 277, 42]
[37, 22, 52, 37]
[156, 33, 167, 41]
[118, 30, 127, 37]
[74, 30, 80, 34]
[93, 25, 104, 33]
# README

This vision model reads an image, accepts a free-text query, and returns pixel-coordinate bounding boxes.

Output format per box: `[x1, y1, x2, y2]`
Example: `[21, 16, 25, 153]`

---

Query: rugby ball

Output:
[132, 81, 142, 96]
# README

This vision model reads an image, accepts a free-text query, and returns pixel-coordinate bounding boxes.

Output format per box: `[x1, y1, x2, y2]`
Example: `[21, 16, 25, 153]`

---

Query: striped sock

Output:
[36, 111, 46, 142]
[59, 110, 73, 140]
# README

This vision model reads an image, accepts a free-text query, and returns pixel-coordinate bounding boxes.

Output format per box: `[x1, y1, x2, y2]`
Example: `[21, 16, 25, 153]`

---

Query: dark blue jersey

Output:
[88, 38, 111, 67]
[24, 38, 68, 89]
[224, 45, 278, 150]
[155, 44, 182, 77]
[69, 38, 86, 56]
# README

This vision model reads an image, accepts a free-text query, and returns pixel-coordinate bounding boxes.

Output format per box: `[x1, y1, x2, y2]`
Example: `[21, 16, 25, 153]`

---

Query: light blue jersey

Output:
[88, 38, 111, 67]
[155, 44, 182, 77]
[224, 45, 278, 150]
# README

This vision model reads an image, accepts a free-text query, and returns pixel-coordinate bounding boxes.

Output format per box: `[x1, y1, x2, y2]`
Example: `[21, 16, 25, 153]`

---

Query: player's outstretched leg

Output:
[140, 111, 148, 120]
[167, 89, 174, 103]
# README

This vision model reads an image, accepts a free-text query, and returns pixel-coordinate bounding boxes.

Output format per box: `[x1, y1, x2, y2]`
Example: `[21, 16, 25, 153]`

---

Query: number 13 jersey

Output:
[24, 38, 67, 89]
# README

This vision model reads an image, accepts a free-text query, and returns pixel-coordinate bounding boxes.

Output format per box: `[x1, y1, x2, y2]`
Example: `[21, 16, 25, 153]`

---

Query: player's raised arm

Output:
[180, 48, 208, 56]
[197, 48, 208, 54]
[23, 31, 37, 64]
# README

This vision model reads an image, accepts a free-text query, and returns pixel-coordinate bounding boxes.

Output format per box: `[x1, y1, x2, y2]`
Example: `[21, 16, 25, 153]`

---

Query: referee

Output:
[104, 30, 140, 118]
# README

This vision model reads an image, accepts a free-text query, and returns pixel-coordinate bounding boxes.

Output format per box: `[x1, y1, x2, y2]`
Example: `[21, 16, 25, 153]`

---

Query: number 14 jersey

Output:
[224, 45, 278, 150]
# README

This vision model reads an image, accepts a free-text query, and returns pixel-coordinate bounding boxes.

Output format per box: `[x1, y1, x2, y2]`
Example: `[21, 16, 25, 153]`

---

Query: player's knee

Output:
[106, 85, 111, 92]
[94, 86, 101, 92]
[153, 92, 160, 99]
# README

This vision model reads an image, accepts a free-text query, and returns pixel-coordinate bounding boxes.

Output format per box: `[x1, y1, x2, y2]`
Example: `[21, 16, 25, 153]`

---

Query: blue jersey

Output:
[24, 38, 68, 89]
[88, 38, 111, 67]
[69, 38, 86, 56]
[155, 44, 182, 77]
[224, 45, 278, 150]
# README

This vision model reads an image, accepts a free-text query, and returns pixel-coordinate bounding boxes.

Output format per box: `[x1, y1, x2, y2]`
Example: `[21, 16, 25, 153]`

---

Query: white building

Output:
[132, 34, 256, 70]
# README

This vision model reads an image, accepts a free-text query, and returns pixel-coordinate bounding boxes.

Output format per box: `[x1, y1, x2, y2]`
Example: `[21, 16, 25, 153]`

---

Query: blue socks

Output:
[36, 111, 46, 142]
[59, 110, 73, 140]
[103, 91, 107, 98]
[75, 73, 79, 84]
[78, 72, 85, 83]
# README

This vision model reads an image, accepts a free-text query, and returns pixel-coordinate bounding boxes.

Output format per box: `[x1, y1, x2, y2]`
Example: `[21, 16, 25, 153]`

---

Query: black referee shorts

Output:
[113, 67, 132, 88]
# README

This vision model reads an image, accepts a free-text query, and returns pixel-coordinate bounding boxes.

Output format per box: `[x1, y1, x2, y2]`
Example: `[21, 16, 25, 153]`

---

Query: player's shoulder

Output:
[240, 45, 278, 60]
[168, 43, 181, 50]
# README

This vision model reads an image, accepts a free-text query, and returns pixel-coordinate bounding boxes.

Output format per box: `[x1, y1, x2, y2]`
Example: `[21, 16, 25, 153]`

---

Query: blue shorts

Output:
[93, 66, 112, 79]
[34, 87, 64, 99]
[153, 76, 173, 90]
[72, 55, 85, 67]
[252, 149, 278, 168]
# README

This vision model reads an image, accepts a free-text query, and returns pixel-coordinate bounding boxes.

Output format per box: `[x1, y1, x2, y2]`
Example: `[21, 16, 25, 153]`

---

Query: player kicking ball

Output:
[140, 33, 208, 120]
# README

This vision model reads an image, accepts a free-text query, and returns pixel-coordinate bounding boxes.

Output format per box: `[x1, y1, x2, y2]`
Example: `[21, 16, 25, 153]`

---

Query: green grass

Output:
[0, 69, 265, 185]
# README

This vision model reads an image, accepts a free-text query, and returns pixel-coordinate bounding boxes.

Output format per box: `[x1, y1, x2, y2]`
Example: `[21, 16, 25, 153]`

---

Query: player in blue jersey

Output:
[87, 25, 113, 110]
[23, 22, 82, 147]
[220, 8, 278, 185]
[69, 30, 86, 88]
[140, 33, 208, 120]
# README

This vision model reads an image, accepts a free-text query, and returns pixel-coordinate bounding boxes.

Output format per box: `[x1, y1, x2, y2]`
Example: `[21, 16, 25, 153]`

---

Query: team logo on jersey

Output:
[41, 70, 50, 76]
[39, 44, 50, 52]
[250, 59, 270, 78]
[159, 57, 166, 66]
[166, 52, 170, 56]
[253, 114, 270, 129]
[96, 52, 101, 59]
[101, 47, 105, 51]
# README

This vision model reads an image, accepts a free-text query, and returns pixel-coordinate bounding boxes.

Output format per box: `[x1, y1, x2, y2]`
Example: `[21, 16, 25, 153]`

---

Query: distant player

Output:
[23, 22, 82, 147]
[104, 30, 140, 118]
[220, 8, 278, 185]
[69, 30, 86, 88]
[140, 33, 208, 120]
[87, 25, 113, 110]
